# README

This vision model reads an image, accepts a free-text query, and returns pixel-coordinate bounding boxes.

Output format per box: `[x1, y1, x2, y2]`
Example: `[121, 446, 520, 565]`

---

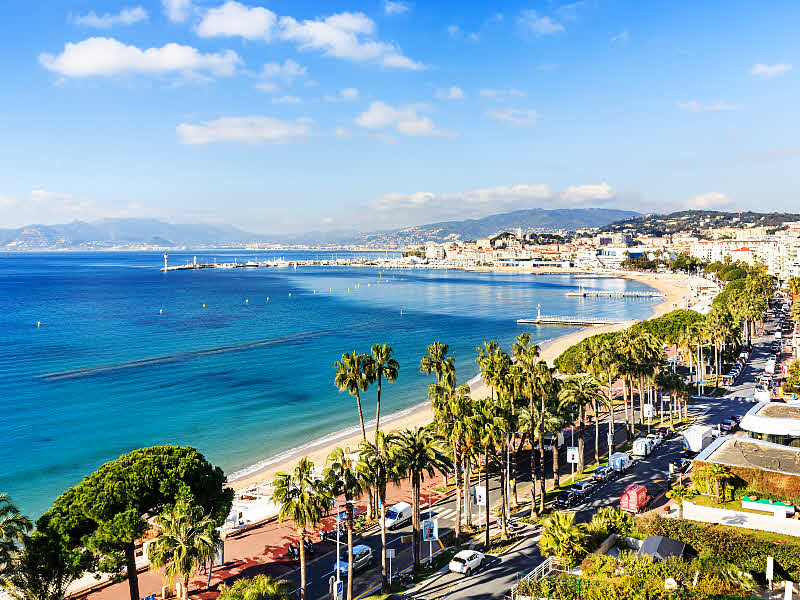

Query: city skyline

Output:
[1, 0, 798, 233]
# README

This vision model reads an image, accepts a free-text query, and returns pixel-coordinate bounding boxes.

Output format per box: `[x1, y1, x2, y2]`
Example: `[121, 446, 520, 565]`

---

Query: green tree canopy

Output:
[37, 446, 232, 600]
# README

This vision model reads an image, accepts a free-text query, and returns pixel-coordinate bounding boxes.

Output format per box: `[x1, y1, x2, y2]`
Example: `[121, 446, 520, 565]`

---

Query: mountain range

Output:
[0, 208, 639, 250]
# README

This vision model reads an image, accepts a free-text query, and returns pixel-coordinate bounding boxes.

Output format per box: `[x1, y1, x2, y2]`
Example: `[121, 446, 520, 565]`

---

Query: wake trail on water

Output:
[38, 322, 380, 382]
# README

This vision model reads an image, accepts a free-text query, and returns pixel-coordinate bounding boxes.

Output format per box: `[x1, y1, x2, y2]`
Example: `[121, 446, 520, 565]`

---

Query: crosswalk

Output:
[429, 508, 483, 522]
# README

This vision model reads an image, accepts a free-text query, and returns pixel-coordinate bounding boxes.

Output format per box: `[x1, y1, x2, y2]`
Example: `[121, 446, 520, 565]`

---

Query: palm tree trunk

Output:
[355, 390, 367, 442]
[553, 438, 561, 489]
[499, 457, 508, 540]
[512, 436, 519, 506]
[464, 459, 472, 528]
[539, 395, 546, 514]
[124, 543, 140, 600]
[299, 529, 307, 600]
[593, 400, 600, 465]
[412, 473, 421, 571]
[529, 392, 538, 519]
[578, 406, 585, 473]
[607, 374, 616, 452]
[380, 488, 389, 593]
[453, 439, 462, 545]
[347, 507, 354, 600]
[375, 374, 383, 437]
[622, 377, 630, 441]
[484, 446, 490, 550]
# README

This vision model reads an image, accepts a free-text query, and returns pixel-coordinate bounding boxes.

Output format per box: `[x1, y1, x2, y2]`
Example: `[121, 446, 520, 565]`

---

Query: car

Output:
[671, 458, 692, 474]
[448, 549, 484, 576]
[656, 426, 674, 440]
[553, 490, 578, 509]
[646, 433, 663, 447]
[720, 419, 737, 433]
[384, 502, 412, 530]
[681, 448, 699, 459]
[571, 480, 597, 500]
[593, 465, 616, 484]
[732, 414, 744, 423]
[335, 545, 373, 576]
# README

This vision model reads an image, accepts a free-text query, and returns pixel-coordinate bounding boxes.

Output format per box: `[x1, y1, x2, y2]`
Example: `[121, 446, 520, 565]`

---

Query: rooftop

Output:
[757, 404, 800, 419]
[695, 436, 800, 476]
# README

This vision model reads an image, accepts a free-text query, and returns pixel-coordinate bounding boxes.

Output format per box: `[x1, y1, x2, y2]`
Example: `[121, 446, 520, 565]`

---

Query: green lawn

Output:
[689, 494, 780, 516]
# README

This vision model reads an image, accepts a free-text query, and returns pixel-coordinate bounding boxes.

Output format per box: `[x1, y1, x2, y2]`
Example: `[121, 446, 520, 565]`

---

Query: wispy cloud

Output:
[685, 192, 731, 210]
[272, 95, 303, 104]
[518, 10, 564, 35]
[383, 0, 410, 16]
[355, 101, 453, 137]
[676, 100, 740, 112]
[749, 63, 792, 78]
[324, 88, 359, 102]
[162, 0, 192, 23]
[177, 116, 312, 145]
[261, 59, 306, 82]
[435, 86, 465, 100]
[70, 6, 148, 28]
[480, 88, 526, 99]
[485, 108, 539, 126]
[610, 30, 629, 45]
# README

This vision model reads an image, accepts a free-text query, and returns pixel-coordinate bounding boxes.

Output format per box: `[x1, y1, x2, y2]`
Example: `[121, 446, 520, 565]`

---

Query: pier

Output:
[564, 290, 664, 298]
[517, 305, 625, 327]
[571, 273, 619, 279]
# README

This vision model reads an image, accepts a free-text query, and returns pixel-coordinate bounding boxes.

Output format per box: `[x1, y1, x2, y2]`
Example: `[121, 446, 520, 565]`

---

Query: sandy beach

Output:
[228, 270, 688, 493]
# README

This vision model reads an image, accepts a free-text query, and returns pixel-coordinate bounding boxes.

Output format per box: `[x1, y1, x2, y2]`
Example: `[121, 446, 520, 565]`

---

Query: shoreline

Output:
[228, 270, 688, 493]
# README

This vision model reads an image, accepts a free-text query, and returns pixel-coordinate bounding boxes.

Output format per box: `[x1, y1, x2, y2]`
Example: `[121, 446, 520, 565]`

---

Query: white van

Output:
[384, 502, 412, 530]
[632, 438, 653, 458]
[609, 452, 633, 472]
[543, 431, 564, 451]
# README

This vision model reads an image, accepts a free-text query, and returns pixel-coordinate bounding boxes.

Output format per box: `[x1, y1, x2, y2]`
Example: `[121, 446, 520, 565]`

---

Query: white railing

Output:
[509, 556, 566, 599]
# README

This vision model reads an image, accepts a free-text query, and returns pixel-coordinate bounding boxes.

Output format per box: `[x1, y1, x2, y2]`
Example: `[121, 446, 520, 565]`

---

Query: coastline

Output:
[228, 270, 688, 493]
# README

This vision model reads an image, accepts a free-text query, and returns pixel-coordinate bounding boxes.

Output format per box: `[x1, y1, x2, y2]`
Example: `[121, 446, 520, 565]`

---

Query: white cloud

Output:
[480, 88, 526, 99]
[557, 1, 585, 21]
[749, 63, 792, 78]
[196, 1, 277, 40]
[676, 100, 740, 112]
[485, 107, 539, 126]
[39, 37, 241, 78]
[610, 29, 629, 44]
[324, 88, 359, 102]
[254, 81, 279, 93]
[383, 0, 410, 16]
[278, 12, 423, 70]
[446, 24, 460, 38]
[177, 116, 311, 145]
[261, 59, 306, 81]
[368, 182, 622, 226]
[518, 10, 564, 35]
[272, 95, 303, 104]
[71, 6, 148, 28]
[435, 86, 464, 100]
[162, 0, 192, 23]
[686, 192, 731, 210]
[355, 101, 451, 137]
[333, 127, 352, 138]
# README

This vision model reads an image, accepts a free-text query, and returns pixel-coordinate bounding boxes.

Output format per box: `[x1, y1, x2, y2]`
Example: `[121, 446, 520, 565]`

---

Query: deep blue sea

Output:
[0, 251, 661, 518]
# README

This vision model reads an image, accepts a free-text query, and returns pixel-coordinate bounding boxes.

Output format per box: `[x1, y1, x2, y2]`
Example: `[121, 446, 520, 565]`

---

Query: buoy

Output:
[37, 321, 41, 328]
[329, 288, 332, 292]
[246, 298, 249, 303]
[267, 297, 270, 302]
[314, 290, 316, 294]
[348, 288, 350, 292]
[400, 310, 402, 316]
[289, 292, 292, 297]
[203, 304, 205, 308]
[159, 309, 163, 314]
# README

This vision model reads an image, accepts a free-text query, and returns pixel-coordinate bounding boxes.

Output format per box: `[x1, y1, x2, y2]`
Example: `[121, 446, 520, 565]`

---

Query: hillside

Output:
[355, 207, 639, 246]
[601, 210, 800, 236]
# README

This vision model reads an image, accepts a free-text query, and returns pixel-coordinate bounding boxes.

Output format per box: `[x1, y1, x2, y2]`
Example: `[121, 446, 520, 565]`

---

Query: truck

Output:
[682, 425, 714, 453]
[632, 438, 654, 457]
[620, 484, 651, 513]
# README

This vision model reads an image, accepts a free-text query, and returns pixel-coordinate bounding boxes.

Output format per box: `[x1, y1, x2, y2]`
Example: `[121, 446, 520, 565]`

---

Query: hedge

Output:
[692, 460, 800, 501]
[638, 514, 800, 582]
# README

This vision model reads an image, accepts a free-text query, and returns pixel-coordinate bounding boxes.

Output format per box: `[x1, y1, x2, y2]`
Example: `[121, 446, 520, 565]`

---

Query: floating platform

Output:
[518, 316, 625, 326]
[565, 291, 664, 298]
[571, 274, 619, 279]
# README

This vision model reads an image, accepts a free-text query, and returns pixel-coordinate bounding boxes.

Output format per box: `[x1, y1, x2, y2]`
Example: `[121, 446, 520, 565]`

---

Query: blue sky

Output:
[1, 0, 799, 233]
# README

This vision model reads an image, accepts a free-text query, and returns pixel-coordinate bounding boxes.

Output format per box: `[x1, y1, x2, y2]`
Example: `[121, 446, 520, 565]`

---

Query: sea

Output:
[0, 251, 662, 518]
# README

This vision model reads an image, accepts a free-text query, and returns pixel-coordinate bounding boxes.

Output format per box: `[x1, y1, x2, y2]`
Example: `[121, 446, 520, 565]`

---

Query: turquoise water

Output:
[0, 251, 661, 517]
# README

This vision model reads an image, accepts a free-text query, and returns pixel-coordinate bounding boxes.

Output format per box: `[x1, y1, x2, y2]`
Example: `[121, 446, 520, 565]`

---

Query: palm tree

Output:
[420, 341, 455, 384]
[582, 337, 610, 464]
[325, 448, 363, 600]
[0, 494, 31, 572]
[538, 512, 588, 568]
[1, 530, 84, 600]
[518, 397, 561, 516]
[558, 375, 603, 473]
[148, 500, 220, 596]
[334, 351, 372, 442]
[698, 464, 734, 503]
[476, 340, 501, 399]
[369, 344, 399, 437]
[512, 333, 542, 516]
[358, 432, 400, 593]
[615, 330, 637, 438]
[632, 333, 663, 430]
[480, 397, 511, 541]
[393, 427, 450, 571]
[272, 457, 332, 600]
[668, 486, 697, 519]
[217, 575, 290, 600]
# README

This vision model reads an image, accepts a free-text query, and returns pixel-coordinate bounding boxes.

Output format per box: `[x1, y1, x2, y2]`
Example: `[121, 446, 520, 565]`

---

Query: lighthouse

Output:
[163, 253, 168, 271]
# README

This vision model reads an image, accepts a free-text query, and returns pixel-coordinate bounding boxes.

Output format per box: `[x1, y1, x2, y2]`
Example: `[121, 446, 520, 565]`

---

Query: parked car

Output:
[571, 480, 597, 501]
[553, 490, 577, 509]
[646, 432, 663, 447]
[632, 437, 654, 457]
[335, 545, 373, 576]
[731, 414, 744, 424]
[593, 465, 616, 484]
[609, 452, 634, 472]
[671, 458, 692, 474]
[620, 484, 652, 514]
[656, 427, 674, 440]
[720, 419, 737, 433]
[448, 550, 484, 576]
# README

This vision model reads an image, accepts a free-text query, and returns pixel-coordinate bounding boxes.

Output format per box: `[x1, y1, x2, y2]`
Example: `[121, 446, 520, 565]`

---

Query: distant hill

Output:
[601, 210, 800, 236]
[354, 207, 640, 246]
[0, 219, 257, 250]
